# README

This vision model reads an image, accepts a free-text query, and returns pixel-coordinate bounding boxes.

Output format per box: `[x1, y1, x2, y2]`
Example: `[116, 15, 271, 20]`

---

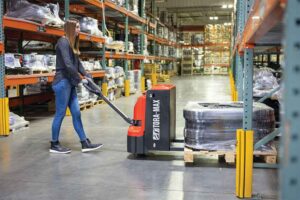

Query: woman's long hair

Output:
[64, 19, 80, 55]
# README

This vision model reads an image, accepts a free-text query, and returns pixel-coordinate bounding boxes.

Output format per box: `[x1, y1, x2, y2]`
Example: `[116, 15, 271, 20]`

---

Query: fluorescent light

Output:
[209, 17, 214, 20]
[214, 16, 218, 20]
[252, 16, 260, 20]
[222, 5, 228, 8]
[228, 4, 233, 8]
[224, 22, 232, 26]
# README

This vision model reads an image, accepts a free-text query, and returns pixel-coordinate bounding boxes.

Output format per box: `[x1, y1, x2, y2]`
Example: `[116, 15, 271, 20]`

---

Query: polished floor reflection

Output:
[0, 75, 278, 200]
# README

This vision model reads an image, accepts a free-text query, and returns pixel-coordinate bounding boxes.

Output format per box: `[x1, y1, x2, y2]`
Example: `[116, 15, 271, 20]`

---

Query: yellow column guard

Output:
[0, 98, 10, 136]
[236, 129, 254, 198]
[124, 80, 130, 97]
[141, 76, 145, 92]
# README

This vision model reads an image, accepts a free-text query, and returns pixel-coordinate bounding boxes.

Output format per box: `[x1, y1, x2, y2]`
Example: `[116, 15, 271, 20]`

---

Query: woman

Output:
[50, 19, 102, 154]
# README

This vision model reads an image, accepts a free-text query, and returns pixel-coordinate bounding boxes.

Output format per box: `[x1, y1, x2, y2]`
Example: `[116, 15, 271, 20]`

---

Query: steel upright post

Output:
[0, 0, 10, 136]
[280, 1, 300, 199]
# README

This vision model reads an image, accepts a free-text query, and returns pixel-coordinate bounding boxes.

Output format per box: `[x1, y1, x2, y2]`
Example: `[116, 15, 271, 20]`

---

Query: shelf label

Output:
[37, 26, 46, 32]
[39, 76, 48, 83]
[86, 35, 91, 41]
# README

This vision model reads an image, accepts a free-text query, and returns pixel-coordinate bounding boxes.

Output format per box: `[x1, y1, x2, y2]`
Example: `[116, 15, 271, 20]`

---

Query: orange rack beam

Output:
[182, 43, 230, 48]
[0, 42, 4, 54]
[238, 0, 285, 53]
[5, 71, 105, 87]
[204, 64, 230, 67]
[105, 52, 145, 60]
[3, 17, 105, 44]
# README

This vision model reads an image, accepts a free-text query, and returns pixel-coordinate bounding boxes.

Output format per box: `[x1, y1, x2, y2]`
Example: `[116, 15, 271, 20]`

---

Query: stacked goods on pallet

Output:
[129, 0, 138, 15]
[114, 66, 125, 98]
[6, 0, 64, 27]
[253, 67, 281, 100]
[79, 17, 103, 37]
[9, 112, 29, 133]
[111, 0, 125, 6]
[181, 49, 193, 75]
[183, 102, 275, 151]
[204, 24, 231, 43]
[127, 70, 141, 94]
[253, 67, 282, 122]
[105, 67, 117, 101]
[204, 24, 231, 75]
[192, 33, 204, 44]
[5, 53, 56, 74]
[82, 60, 102, 71]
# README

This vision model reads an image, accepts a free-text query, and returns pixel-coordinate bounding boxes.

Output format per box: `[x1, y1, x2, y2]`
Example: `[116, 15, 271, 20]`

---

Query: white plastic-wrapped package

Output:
[253, 67, 280, 98]
[43, 54, 56, 71]
[105, 67, 115, 79]
[93, 61, 102, 71]
[6, 1, 64, 27]
[79, 17, 103, 37]
[76, 83, 90, 103]
[5, 53, 21, 68]
[9, 112, 29, 132]
[114, 66, 125, 78]
[115, 77, 125, 87]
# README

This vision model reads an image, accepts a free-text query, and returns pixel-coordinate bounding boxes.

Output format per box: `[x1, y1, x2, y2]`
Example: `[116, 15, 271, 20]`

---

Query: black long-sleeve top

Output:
[53, 37, 88, 86]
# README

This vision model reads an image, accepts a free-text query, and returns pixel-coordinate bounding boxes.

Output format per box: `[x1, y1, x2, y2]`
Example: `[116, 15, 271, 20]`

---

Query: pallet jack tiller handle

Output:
[82, 77, 141, 126]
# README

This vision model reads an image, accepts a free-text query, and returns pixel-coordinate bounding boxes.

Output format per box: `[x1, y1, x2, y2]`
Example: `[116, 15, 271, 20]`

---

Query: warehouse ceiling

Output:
[146, 0, 234, 26]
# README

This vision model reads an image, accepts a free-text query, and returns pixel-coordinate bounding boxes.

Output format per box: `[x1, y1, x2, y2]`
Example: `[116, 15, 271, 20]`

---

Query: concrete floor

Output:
[0, 75, 278, 200]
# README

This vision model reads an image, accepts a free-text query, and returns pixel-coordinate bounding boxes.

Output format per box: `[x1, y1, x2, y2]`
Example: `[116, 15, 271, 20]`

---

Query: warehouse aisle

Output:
[0, 76, 277, 200]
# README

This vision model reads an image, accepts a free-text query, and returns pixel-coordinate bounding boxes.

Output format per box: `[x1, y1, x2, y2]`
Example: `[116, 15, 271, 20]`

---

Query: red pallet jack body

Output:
[83, 78, 183, 155]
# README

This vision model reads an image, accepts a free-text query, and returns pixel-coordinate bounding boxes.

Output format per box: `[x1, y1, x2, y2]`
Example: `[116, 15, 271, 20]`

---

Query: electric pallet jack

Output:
[83, 77, 183, 155]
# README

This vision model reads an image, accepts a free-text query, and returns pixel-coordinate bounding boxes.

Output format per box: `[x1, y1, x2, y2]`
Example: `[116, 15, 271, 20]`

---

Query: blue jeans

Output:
[51, 79, 87, 142]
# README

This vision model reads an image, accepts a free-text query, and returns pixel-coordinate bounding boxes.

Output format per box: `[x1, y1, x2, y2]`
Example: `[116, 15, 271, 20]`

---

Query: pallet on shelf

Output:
[184, 145, 277, 164]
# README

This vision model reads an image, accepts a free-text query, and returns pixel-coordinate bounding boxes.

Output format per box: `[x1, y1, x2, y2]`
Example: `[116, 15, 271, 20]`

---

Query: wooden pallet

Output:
[93, 100, 103, 105]
[32, 70, 50, 74]
[79, 101, 94, 111]
[10, 123, 29, 133]
[184, 145, 277, 164]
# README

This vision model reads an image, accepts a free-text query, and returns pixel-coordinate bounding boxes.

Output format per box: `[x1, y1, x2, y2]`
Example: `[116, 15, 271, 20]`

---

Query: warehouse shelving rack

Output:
[232, 0, 299, 199]
[0, 0, 180, 136]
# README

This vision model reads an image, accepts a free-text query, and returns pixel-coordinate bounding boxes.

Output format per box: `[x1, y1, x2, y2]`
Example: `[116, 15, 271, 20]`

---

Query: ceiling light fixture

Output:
[222, 5, 228, 9]
[228, 4, 233, 8]
[209, 16, 218, 20]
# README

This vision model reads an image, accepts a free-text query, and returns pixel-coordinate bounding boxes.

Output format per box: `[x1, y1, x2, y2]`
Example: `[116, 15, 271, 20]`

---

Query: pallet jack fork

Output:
[83, 78, 183, 155]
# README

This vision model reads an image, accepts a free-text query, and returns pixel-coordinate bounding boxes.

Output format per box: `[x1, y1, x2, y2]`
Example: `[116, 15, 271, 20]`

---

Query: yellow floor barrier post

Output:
[66, 107, 71, 116]
[236, 129, 242, 197]
[236, 129, 253, 198]
[244, 130, 254, 198]
[102, 82, 108, 97]
[0, 98, 10, 136]
[151, 73, 157, 85]
[124, 79, 130, 97]
[141, 76, 145, 92]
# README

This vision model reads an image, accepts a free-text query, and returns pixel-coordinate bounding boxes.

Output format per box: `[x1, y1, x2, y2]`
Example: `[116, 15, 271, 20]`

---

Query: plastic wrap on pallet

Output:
[5, 53, 21, 68]
[114, 66, 125, 78]
[6, 0, 64, 27]
[183, 102, 275, 150]
[192, 33, 204, 44]
[23, 41, 53, 50]
[253, 67, 281, 99]
[129, 0, 138, 15]
[79, 17, 103, 37]
[106, 41, 124, 51]
[43, 54, 56, 71]
[9, 112, 29, 132]
[76, 83, 90, 103]
[105, 67, 116, 79]
[127, 70, 141, 93]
